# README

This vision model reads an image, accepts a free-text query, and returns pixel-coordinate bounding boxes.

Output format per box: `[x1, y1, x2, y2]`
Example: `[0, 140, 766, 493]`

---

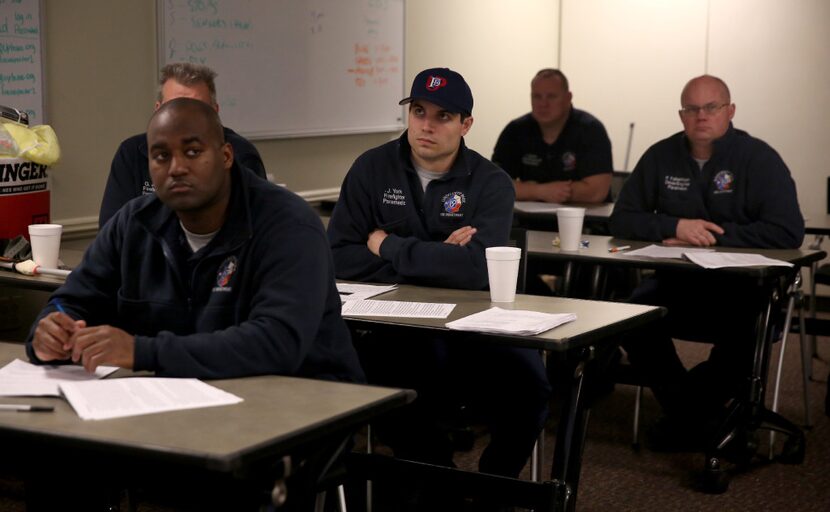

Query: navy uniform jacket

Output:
[492, 109, 613, 186]
[327, 133, 515, 290]
[99, 127, 267, 228]
[28, 165, 364, 383]
[610, 125, 804, 249]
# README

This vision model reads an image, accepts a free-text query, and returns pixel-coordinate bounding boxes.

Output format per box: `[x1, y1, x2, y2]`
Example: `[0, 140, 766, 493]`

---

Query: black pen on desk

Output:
[608, 245, 631, 253]
[0, 404, 55, 412]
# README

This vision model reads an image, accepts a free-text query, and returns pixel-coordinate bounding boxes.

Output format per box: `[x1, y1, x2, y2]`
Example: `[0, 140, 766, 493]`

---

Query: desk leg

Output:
[809, 261, 818, 376]
[366, 424, 373, 512]
[531, 349, 546, 483]
[590, 265, 603, 299]
[561, 262, 574, 296]
[550, 347, 593, 511]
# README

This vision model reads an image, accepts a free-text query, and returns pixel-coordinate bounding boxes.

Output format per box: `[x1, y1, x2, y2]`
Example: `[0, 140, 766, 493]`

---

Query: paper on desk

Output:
[683, 252, 793, 269]
[513, 201, 564, 213]
[446, 307, 577, 336]
[59, 378, 243, 421]
[0, 359, 119, 397]
[337, 282, 397, 303]
[341, 299, 455, 318]
[622, 244, 715, 259]
[514, 201, 612, 217]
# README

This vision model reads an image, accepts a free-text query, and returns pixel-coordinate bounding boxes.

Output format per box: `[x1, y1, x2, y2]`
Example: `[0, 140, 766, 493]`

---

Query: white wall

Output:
[560, 0, 707, 170]
[709, 0, 830, 223]
[406, 0, 559, 158]
[40, 0, 830, 235]
[560, 0, 830, 225]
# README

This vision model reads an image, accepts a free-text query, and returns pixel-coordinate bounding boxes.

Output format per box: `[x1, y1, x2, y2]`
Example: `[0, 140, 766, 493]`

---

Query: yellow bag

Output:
[0, 122, 61, 166]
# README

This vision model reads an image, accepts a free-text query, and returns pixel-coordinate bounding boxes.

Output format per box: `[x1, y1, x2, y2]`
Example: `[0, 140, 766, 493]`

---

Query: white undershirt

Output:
[180, 221, 219, 253]
[415, 164, 446, 191]
[694, 158, 708, 170]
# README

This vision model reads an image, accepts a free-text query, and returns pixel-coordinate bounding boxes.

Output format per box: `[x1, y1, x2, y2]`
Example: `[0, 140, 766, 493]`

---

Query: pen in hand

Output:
[0, 404, 55, 412]
[52, 299, 67, 315]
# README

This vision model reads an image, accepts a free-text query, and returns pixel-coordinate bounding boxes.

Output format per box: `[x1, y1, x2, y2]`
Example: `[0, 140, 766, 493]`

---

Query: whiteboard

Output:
[157, 0, 406, 139]
[0, 0, 45, 125]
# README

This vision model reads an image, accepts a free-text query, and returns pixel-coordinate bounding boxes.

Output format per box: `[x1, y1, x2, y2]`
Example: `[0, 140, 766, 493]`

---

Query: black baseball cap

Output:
[399, 68, 473, 116]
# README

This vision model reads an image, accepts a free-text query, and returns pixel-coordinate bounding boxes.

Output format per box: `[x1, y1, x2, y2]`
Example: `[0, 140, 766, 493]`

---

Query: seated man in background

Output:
[610, 75, 804, 448]
[328, 68, 550, 488]
[492, 68, 612, 204]
[98, 62, 267, 228]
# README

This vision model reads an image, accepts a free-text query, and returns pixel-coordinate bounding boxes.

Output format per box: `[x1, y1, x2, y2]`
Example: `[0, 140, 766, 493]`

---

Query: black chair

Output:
[810, 263, 830, 417]
[611, 171, 631, 201]
[616, 272, 814, 453]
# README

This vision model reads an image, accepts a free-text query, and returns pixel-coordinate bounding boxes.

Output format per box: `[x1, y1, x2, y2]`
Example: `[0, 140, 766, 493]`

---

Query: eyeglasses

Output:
[679, 103, 730, 117]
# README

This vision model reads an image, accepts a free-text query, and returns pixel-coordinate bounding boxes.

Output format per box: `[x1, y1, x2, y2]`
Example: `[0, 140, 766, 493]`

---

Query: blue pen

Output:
[52, 299, 67, 315]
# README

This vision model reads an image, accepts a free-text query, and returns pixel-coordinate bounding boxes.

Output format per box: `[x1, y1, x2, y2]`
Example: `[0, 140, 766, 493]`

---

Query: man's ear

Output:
[461, 115, 474, 136]
[222, 143, 233, 170]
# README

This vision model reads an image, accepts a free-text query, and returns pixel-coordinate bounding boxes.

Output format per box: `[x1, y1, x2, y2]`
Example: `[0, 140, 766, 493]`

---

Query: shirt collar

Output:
[397, 131, 471, 180]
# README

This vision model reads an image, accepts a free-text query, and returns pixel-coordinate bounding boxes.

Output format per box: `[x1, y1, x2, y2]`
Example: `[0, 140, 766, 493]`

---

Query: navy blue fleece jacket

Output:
[29, 165, 363, 382]
[327, 132, 515, 290]
[610, 126, 804, 249]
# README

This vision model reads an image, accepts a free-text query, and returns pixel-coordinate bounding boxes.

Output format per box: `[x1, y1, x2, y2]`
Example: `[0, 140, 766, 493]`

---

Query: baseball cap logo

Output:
[426, 76, 447, 91]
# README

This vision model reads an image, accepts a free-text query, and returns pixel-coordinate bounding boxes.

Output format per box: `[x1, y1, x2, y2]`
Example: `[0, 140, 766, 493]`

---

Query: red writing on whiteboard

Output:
[347, 43, 398, 88]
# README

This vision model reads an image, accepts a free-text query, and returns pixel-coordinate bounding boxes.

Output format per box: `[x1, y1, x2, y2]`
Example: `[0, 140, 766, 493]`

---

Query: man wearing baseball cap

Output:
[328, 68, 550, 487]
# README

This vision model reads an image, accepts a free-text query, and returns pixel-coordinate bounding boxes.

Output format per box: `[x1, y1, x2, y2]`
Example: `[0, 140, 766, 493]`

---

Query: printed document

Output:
[337, 282, 397, 303]
[446, 307, 577, 336]
[60, 378, 243, 421]
[514, 201, 613, 217]
[683, 252, 793, 269]
[341, 299, 455, 318]
[514, 201, 564, 213]
[0, 359, 118, 397]
[622, 245, 715, 259]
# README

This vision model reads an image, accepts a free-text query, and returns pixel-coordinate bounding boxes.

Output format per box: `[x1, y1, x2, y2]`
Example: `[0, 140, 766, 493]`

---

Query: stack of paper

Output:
[0, 359, 119, 397]
[513, 201, 564, 213]
[446, 307, 577, 336]
[60, 378, 243, 421]
[341, 299, 455, 319]
[337, 282, 397, 303]
[622, 245, 715, 259]
[683, 252, 793, 269]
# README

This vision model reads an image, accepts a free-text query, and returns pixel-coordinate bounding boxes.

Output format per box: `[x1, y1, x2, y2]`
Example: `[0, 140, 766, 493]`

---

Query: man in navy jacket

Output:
[610, 75, 804, 448]
[98, 62, 267, 228]
[29, 98, 362, 384]
[492, 68, 613, 204]
[328, 68, 550, 479]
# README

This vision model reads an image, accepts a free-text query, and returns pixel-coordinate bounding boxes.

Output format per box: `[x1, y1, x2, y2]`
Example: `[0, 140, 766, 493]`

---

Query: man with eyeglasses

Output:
[609, 75, 804, 450]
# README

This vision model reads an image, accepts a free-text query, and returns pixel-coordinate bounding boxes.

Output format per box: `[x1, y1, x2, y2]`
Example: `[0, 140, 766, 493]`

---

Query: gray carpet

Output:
[453, 334, 830, 511]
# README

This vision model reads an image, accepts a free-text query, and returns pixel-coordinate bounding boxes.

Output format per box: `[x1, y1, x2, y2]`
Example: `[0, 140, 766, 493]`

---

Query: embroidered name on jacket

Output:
[441, 192, 466, 218]
[521, 153, 542, 167]
[713, 170, 734, 194]
[382, 187, 406, 206]
[664, 176, 691, 192]
[213, 256, 237, 293]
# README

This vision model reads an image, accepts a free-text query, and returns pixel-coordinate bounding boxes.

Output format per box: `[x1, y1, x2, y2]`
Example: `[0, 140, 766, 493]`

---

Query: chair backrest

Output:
[508, 227, 529, 294]
[611, 171, 632, 202]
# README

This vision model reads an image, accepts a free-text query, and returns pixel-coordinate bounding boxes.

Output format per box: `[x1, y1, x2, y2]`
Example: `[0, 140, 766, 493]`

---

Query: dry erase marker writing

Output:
[608, 245, 631, 253]
[0, 404, 55, 412]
